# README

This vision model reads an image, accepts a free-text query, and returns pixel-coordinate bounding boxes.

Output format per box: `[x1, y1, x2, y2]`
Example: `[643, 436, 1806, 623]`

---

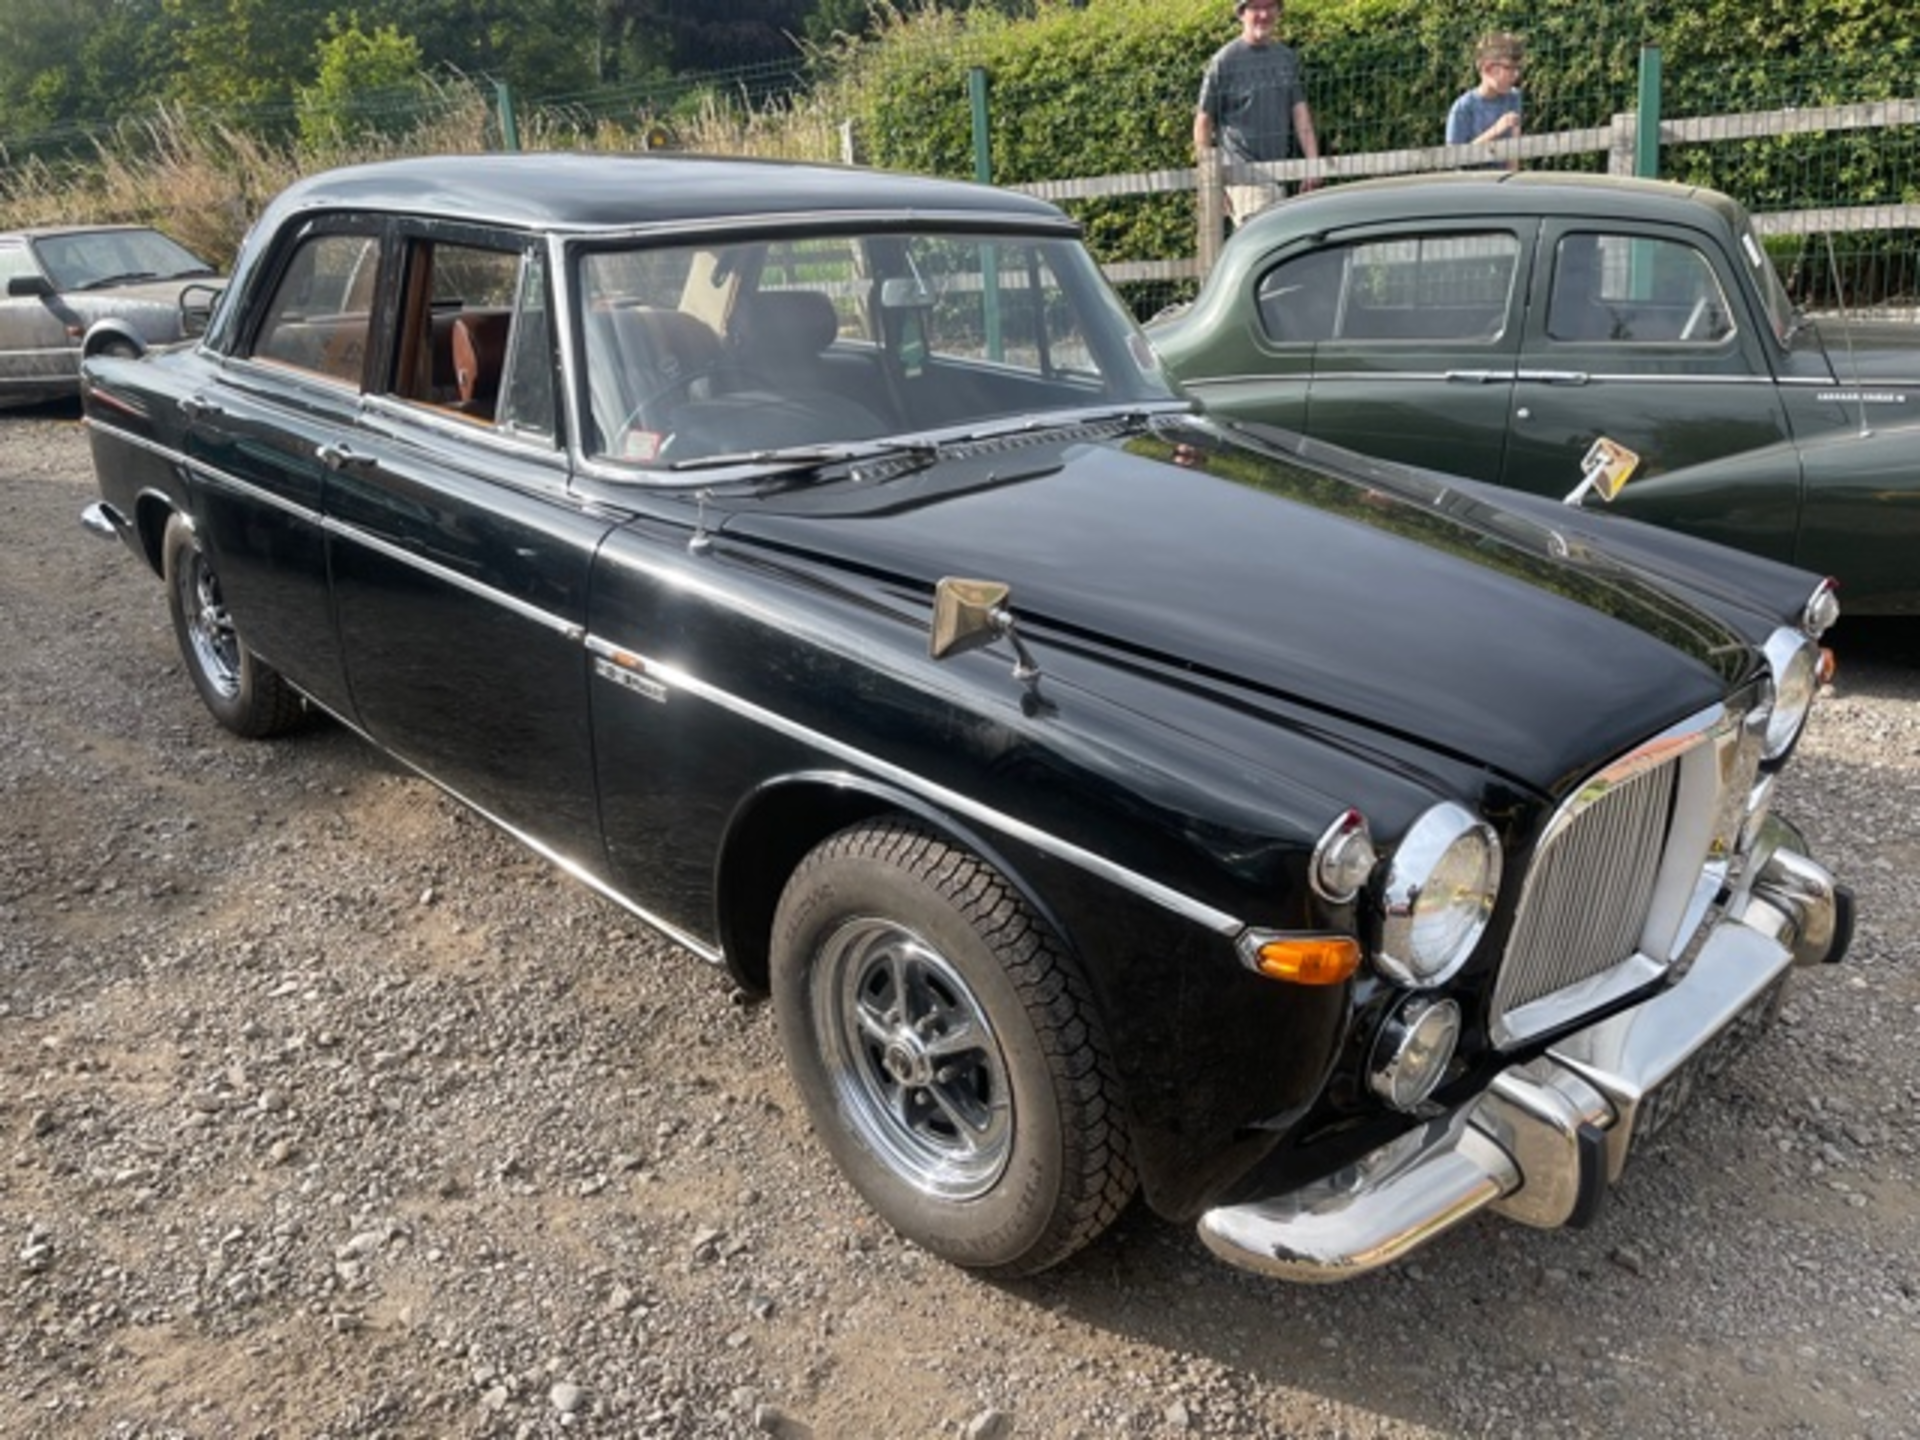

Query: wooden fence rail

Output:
[1009, 99, 1920, 290]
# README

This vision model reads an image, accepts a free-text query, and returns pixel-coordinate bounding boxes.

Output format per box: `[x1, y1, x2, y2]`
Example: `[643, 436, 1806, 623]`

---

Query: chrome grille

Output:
[1490, 700, 1761, 1048]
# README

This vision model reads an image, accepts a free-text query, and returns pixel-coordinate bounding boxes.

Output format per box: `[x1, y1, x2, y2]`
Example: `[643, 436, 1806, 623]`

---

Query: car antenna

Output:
[1823, 233, 1872, 439]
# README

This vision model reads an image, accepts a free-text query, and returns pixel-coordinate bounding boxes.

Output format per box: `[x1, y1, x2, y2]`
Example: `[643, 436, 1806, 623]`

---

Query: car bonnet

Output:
[706, 420, 1762, 793]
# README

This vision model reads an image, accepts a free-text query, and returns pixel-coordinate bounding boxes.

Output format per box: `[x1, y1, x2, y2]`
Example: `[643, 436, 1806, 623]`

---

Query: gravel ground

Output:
[3, 399, 1918, 1440]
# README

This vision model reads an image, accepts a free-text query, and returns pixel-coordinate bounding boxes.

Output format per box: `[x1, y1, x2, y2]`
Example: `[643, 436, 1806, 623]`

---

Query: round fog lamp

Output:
[1369, 996, 1462, 1111]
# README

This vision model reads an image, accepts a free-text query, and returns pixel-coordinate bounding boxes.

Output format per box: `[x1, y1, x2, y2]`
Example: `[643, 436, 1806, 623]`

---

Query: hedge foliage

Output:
[830, 0, 1920, 270]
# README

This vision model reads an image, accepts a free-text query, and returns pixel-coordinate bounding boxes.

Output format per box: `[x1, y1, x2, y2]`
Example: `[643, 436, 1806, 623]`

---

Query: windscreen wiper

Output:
[665, 437, 942, 477]
[941, 400, 1192, 447]
[80, 271, 158, 290]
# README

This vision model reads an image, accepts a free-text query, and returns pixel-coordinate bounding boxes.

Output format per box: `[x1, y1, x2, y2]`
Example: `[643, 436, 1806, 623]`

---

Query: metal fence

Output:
[5, 34, 1913, 327]
[1011, 43, 1920, 324]
[1019, 89, 1920, 323]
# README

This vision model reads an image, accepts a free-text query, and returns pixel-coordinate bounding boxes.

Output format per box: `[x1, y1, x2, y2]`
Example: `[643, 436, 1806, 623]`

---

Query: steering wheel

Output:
[619, 361, 782, 436]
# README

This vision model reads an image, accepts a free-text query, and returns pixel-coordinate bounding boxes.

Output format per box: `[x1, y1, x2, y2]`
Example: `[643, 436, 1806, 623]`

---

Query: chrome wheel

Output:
[179, 549, 242, 701]
[772, 818, 1137, 1274]
[161, 514, 303, 738]
[812, 916, 1013, 1200]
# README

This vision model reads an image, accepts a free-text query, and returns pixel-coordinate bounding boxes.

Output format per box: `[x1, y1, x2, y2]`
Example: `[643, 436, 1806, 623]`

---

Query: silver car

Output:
[1, 224, 222, 404]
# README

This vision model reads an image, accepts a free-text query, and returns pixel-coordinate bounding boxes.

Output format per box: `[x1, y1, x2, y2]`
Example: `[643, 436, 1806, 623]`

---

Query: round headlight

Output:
[1762, 628, 1819, 762]
[1377, 802, 1502, 988]
[1369, 996, 1462, 1111]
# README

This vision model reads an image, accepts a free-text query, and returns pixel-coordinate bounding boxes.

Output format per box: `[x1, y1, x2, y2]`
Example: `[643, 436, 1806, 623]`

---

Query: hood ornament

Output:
[929, 577, 1042, 688]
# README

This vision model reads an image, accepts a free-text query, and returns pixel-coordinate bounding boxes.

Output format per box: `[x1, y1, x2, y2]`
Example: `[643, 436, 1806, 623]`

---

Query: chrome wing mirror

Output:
[930, 577, 1041, 685]
[1564, 437, 1641, 507]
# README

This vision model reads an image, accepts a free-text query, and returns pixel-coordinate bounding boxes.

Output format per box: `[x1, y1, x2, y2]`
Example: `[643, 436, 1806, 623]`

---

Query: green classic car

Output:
[1149, 173, 1920, 614]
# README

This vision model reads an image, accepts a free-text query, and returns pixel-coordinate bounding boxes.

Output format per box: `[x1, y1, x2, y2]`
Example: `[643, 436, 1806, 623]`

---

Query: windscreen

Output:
[575, 229, 1177, 469]
[31, 228, 215, 290]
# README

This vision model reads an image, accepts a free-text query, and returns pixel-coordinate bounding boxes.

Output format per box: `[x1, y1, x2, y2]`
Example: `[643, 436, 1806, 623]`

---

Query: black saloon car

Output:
[80, 154, 1851, 1283]
[2, 223, 222, 403]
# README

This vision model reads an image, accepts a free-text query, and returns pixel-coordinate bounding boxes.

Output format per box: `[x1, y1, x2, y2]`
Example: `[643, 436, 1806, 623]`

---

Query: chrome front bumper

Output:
[1199, 839, 1852, 1283]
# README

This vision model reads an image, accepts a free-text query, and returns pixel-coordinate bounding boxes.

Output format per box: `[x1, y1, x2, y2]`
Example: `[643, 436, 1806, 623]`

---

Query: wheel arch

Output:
[82, 320, 147, 360]
[131, 491, 184, 578]
[713, 770, 1080, 998]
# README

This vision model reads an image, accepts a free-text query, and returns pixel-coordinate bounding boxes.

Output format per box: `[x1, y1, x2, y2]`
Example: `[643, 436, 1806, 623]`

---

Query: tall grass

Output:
[0, 60, 862, 269]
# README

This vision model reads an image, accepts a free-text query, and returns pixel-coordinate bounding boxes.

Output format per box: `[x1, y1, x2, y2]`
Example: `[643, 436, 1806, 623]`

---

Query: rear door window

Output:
[1257, 233, 1523, 344]
[249, 231, 383, 387]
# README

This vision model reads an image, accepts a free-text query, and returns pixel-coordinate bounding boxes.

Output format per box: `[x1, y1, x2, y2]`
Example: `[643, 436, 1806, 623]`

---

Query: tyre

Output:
[94, 336, 142, 362]
[162, 514, 303, 738]
[771, 817, 1137, 1276]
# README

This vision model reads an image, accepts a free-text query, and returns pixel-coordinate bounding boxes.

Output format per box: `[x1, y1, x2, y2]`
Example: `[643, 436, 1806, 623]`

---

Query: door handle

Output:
[1515, 370, 1591, 385]
[315, 441, 375, 471]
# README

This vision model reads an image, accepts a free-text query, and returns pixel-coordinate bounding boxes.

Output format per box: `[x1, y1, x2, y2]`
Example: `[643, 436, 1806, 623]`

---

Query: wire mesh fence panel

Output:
[4, 14, 1914, 320]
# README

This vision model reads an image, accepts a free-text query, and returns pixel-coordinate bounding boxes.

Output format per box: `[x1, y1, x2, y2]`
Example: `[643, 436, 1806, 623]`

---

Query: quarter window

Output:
[1257, 234, 1521, 343]
[498, 251, 556, 439]
[1547, 233, 1735, 344]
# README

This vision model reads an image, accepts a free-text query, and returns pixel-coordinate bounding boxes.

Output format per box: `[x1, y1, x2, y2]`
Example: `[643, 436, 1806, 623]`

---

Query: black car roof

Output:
[261, 152, 1076, 233]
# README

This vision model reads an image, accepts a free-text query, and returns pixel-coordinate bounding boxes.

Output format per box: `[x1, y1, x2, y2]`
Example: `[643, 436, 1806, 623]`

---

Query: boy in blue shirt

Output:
[1446, 33, 1525, 168]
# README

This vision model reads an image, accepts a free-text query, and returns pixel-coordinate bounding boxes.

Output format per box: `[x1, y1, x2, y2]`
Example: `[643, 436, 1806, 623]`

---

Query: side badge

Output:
[593, 655, 668, 703]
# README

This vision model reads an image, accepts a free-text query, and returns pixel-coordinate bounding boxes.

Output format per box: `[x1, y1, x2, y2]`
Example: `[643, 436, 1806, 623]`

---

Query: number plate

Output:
[1629, 974, 1786, 1152]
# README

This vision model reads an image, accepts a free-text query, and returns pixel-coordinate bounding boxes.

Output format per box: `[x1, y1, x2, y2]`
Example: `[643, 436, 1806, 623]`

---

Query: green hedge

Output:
[836, 0, 1920, 272]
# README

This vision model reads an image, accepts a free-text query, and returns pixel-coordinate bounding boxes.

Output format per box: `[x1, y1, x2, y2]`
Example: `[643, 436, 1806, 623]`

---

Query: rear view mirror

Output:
[879, 276, 934, 309]
[7, 274, 55, 299]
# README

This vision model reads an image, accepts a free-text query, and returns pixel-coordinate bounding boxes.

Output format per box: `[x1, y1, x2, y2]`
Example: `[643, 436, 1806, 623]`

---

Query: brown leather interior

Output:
[451, 310, 512, 416]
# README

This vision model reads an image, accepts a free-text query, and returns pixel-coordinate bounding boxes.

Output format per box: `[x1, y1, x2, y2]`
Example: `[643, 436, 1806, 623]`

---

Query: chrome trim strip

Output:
[320, 518, 586, 643]
[101, 417, 1239, 938]
[1191, 370, 1784, 388]
[360, 393, 563, 459]
[306, 690, 724, 966]
[263, 197, 1080, 246]
[195, 459, 323, 526]
[1518, 372, 1781, 386]
[587, 635, 1244, 938]
[86, 419, 207, 477]
[102, 430, 586, 642]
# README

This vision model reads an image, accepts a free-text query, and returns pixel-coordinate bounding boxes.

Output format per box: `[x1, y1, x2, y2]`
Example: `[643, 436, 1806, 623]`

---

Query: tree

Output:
[0, 0, 178, 145]
[160, 0, 337, 112]
[297, 16, 428, 149]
